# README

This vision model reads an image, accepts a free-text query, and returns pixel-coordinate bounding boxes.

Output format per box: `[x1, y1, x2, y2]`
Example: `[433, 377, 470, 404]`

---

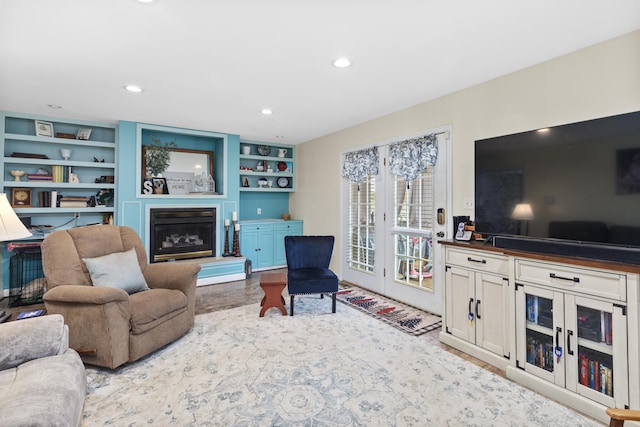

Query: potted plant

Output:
[144, 137, 176, 177]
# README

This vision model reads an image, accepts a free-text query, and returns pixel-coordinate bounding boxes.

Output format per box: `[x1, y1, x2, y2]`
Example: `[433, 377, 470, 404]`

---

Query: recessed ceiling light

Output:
[47, 104, 62, 109]
[333, 58, 351, 68]
[260, 108, 273, 115]
[124, 85, 144, 93]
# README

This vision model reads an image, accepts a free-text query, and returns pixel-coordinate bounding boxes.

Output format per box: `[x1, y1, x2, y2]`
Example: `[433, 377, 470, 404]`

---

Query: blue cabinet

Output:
[240, 220, 303, 271]
[274, 221, 303, 265]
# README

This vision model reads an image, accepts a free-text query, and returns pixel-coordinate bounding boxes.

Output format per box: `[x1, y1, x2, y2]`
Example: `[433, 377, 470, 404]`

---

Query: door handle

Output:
[567, 330, 574, 356]
[475, 299, 481, 320]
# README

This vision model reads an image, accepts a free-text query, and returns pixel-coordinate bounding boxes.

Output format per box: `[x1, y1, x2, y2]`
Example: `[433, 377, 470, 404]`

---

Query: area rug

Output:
[82, 296, 600, 426]
[336, 283, 442, 336]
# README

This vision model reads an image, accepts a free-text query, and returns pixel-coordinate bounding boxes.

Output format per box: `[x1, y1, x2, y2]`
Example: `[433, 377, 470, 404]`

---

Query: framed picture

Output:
[242, 177, 250, 187]
[11, 188, 33, 207]
[34, 120, 54, 137]
[152, 177, 169, 194]
[76, 128, 92, 140]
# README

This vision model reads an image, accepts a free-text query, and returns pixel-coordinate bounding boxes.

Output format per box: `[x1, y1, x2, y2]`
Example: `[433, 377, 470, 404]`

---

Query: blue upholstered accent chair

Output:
[285, 235, 339, 316]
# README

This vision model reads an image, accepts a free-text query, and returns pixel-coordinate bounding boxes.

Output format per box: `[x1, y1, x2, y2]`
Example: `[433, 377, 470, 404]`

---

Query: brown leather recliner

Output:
[41, 224, 201, 369]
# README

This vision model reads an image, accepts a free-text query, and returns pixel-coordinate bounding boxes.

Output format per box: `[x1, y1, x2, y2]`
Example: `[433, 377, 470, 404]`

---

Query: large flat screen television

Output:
[474, 110, 640, 263]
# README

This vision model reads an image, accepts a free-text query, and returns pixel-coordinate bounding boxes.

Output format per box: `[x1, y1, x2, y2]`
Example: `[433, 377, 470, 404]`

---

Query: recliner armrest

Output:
[143, 262, 201, 293]
[0, 314, 68, 370]
[44, 284, 129, 305]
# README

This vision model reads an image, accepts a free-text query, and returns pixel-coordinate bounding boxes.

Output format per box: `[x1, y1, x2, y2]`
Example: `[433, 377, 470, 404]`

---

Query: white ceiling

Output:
[1, 0, 639, 145]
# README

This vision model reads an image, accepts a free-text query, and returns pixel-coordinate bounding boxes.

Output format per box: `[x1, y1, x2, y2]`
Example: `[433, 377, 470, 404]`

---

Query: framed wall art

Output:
[35, 120, 54, 137]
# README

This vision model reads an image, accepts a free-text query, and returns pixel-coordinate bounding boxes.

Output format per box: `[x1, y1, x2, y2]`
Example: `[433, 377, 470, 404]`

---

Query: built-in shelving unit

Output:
[239, 141, 294, 192]
[1, 112, 117, 227]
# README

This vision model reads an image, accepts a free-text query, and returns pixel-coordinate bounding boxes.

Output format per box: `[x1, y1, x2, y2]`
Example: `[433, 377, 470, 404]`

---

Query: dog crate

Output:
[9, 245, 46, 306]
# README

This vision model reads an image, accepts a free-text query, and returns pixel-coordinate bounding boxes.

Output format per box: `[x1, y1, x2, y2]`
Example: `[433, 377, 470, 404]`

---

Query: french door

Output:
[341, 127, 450, 314]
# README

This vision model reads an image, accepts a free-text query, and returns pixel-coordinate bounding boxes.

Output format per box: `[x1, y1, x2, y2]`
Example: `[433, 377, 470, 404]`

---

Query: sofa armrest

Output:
[0, 314, 68, 370]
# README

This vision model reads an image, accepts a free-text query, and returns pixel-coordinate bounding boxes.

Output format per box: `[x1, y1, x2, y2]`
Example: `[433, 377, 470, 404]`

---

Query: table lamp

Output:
[0, 193, 32, 241]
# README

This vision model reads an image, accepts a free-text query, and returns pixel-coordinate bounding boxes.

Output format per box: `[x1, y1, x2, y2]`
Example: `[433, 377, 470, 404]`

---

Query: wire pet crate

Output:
[9, 246, 46, 307]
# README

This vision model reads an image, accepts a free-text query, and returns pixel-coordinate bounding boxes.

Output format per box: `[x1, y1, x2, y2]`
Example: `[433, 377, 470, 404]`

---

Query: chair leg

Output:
[332, 293, 336, 313]
[290, 295, 295, 316]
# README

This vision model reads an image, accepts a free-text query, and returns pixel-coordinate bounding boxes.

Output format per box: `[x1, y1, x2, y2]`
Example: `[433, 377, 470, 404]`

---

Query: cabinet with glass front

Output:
[514, 259, 629, 409]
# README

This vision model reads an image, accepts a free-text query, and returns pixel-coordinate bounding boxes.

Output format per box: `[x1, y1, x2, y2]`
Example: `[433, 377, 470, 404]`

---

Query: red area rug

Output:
[336, 284, 441, 336]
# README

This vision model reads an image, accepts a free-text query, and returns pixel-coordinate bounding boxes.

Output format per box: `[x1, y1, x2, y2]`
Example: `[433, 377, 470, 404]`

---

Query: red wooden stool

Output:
[259, 272, 287, 317]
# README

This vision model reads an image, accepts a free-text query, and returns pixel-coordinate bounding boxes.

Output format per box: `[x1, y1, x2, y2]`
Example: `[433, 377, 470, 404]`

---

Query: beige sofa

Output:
[0, 314, 86, 426]
[41, 225, 201, 369]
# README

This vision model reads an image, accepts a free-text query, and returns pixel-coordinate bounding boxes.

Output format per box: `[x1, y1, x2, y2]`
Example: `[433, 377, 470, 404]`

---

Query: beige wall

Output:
[291, 30, 640, 274]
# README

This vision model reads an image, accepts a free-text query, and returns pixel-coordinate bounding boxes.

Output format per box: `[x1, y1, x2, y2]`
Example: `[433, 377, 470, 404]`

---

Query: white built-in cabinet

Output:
[514, 259, 629, 409]
[440, 242, 640, 425]
[444, 248, 510, 359]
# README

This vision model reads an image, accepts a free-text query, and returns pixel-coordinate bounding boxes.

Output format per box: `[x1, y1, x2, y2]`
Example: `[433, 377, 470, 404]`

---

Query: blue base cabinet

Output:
[240, 220, 303, 271]
[274, 221, 303, 265]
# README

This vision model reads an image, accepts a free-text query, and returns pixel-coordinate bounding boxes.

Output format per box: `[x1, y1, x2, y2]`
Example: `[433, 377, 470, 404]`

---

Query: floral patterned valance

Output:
[342, 146, 379, 184]
[388, 134, 438, 185]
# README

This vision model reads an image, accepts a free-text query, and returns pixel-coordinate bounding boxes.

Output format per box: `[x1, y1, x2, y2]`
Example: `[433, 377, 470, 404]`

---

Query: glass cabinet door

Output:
[564, 295, 629, 408]
[516, 285, 565, 387]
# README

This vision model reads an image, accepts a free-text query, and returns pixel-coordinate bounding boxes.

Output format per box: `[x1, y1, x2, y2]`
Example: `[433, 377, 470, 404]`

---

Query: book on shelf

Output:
[60, 196, 90, 201]
[51, 165, 73, 183]
[58, 195, 89, 208]
[526, 295, 539, 323]
[27, 173, 53, 181]
[59, 201, 88, 208]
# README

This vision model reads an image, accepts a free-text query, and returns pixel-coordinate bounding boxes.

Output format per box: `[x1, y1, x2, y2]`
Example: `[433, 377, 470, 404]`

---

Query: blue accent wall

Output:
[240, 192, 289, 220]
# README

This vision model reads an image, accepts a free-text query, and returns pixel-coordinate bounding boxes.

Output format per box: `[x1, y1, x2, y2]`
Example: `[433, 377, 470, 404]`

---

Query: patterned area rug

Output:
[336, 284, 442, 336]
[82, 298, 601, 426]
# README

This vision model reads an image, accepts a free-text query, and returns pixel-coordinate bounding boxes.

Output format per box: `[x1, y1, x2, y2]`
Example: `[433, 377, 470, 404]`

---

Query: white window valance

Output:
[342, 146, 379, 186]
[388, 134, 438, 187]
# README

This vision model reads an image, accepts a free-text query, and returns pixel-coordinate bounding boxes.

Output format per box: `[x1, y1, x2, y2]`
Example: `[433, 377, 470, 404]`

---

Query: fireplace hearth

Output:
[149, 207, 216, 262]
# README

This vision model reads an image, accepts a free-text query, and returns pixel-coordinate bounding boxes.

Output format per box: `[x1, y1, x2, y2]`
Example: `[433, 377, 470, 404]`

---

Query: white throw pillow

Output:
[83, 247, 149, 294]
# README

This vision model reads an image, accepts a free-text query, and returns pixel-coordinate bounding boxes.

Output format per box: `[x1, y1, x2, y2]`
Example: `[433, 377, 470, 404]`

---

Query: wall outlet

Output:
[257, 208, 261, 215]
[464, 198, 474, 210]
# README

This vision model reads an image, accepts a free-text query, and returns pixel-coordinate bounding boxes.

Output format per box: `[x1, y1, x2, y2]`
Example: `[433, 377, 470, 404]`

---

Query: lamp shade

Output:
[511, 203, 534, 221]
[0, 194, 32, 241]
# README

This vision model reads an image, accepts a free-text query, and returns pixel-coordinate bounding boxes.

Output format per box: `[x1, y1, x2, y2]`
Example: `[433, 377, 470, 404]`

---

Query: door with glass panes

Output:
[341, 128, 450, 314]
